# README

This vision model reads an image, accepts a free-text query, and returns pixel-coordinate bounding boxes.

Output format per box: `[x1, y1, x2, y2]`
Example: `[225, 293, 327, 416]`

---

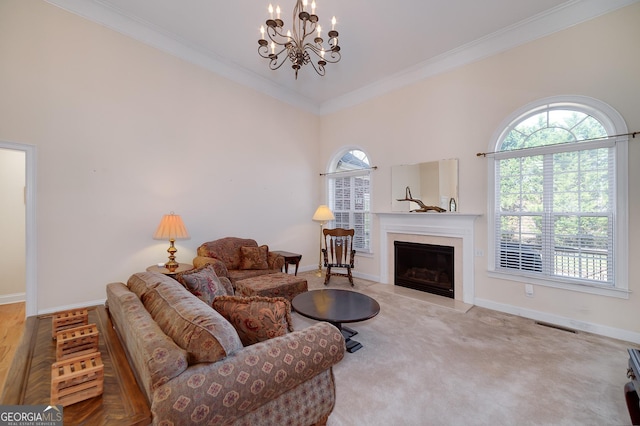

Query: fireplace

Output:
[377, 212, 480, 304]
[394, 241, 454, 298]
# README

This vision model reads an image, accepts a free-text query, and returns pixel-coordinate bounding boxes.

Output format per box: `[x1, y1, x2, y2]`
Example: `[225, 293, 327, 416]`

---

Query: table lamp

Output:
[153, 212, 190, 272]
[312, 205, 335, 277]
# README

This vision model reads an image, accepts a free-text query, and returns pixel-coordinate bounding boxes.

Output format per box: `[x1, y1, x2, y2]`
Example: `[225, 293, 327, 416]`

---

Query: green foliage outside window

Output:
[496, 108, 614, 284]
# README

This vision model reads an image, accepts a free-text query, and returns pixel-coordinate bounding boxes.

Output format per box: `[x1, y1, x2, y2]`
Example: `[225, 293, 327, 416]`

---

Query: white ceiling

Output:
[46, 0, 637, 114]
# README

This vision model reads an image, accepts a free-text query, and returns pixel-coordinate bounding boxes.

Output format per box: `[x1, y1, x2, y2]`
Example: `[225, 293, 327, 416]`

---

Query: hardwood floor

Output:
[0, 302, 26, 395]
[2, 305, 151, 425]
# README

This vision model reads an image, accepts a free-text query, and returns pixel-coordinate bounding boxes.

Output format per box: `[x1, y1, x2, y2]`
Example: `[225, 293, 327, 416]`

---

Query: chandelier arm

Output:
[325, 50, 341, 63]
[257, 45, 290, 72]
[258, 42, 288, 58]
[266, 26, 293, 47]
[304, 44, 341, 64]
[268, 55, 290, 71]
[328, 35, 339, 49]
[298, 18, 317, 47]
[308, 57, 326, 77]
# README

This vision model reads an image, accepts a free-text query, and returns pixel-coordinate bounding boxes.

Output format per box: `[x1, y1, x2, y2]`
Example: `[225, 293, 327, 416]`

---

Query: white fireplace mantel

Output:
[376, 212, 481, 305]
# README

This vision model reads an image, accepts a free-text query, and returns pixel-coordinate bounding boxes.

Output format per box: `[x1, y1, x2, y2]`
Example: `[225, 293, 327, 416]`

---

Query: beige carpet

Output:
[292, 272, 633, 426]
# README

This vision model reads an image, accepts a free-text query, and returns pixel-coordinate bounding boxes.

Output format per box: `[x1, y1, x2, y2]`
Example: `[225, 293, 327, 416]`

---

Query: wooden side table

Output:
[146, 263, 193, 276]
[271, 251, 302, 276]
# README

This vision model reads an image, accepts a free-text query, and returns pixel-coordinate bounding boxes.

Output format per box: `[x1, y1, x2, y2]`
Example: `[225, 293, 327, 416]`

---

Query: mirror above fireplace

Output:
[391, 159, 459, 212]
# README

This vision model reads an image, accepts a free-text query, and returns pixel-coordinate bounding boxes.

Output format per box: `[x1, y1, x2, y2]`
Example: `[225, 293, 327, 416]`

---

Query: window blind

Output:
[495, 144, 615, 286]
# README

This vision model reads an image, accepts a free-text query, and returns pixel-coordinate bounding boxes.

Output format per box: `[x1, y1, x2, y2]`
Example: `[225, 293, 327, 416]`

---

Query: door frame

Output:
[0, 141, 36, 316]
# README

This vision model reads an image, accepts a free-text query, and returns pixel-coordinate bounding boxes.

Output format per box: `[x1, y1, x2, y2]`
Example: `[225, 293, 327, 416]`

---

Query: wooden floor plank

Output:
[0, 302, 26, 395]
[1, 305, 151, 425]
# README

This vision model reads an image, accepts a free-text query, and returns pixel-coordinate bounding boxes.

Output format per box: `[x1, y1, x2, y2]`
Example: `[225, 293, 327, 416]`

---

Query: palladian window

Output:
[489, 97, 629, 297]
[327, 149, 372, 253]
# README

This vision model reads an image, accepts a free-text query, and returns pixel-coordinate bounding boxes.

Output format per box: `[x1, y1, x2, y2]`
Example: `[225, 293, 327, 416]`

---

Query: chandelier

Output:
[258, 0, 341, 79]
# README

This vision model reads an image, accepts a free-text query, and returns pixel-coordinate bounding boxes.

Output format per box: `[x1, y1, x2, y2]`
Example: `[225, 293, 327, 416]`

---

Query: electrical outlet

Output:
[525, 284, 534, 297]
[475, 249, 484, 257]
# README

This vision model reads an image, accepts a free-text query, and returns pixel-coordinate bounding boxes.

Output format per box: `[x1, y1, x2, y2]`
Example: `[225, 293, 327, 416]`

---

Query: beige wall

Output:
[321, 3, 640, 338]
[0, 0, 322, 311]
[1, 0, 638, 340]
[0, 149, 26, 299]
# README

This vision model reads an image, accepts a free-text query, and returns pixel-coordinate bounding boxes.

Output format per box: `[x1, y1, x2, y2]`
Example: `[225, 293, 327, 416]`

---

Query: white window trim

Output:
[325, 146, 374, 254]
[487, 95, 629, 299]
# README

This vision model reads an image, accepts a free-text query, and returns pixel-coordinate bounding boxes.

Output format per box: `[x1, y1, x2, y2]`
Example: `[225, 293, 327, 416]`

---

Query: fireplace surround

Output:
[377, 212, 480, 304]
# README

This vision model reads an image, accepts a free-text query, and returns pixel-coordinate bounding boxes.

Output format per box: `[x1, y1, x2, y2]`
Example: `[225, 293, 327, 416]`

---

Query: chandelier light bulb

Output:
[302, 0, 308, 9]
[260, 25, 265, 38]
[268, 4, 273, 19]
[276, 5, 281, 19]
[271, 41, 275, 54]
[311, 0, 316, 14]
[331, 16, 336, 30]
[287, 30, 292, 39]
[317, 24, 321, 37]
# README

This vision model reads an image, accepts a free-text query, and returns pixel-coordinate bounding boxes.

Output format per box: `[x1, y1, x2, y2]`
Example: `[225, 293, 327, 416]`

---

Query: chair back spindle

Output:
[322, 228, 356, 286]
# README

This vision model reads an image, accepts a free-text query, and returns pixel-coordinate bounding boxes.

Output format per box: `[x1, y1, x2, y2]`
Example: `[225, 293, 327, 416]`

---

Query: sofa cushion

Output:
[106, 282, 188, 399]
[127, 271, 174, 299]
[174, 264, 233, 305]
[142, 280, 243, 364]
[212, 295, 294, 346]
[239, 245, 269, 270]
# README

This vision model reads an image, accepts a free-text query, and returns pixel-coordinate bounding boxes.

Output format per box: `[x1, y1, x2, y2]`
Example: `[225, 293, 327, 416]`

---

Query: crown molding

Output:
[44, 0, 322, 114]
[319, 0, 640, 115]
[45, 0, 638, 116]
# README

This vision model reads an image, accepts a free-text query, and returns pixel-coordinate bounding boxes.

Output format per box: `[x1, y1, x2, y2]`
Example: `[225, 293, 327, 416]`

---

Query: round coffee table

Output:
[292, 289, 380, 353]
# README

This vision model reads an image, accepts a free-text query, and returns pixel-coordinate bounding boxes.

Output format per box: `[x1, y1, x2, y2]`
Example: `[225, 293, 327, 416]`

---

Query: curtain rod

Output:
[319, 166, 378, 176]
[476, 131, 638, 158]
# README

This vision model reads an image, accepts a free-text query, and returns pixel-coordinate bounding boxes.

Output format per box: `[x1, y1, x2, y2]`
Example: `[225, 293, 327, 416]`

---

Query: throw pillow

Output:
[174, 264, 233, 306]
[239, 245, 269, 270]
[212, 295, 294, 346]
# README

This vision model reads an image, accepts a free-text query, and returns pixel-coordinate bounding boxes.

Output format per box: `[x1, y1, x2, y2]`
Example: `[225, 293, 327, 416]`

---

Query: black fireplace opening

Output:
[394, 241, 454, 299]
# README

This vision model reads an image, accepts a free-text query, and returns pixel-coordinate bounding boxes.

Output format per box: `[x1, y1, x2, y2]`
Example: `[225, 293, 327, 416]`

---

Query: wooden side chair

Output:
[322, 228, 356, 286]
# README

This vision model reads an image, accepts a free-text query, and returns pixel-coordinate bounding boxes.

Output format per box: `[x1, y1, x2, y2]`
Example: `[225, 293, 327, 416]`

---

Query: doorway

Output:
[0, 141, 36, 316]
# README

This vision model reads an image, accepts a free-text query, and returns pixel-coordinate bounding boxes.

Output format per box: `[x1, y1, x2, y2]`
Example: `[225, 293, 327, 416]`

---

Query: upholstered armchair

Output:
[193, 237, 285, 284]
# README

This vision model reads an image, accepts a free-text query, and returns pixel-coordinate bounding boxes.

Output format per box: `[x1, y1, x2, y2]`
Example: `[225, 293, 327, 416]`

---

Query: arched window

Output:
[489, 96, 628, 297]
[327, 149, 372, 253]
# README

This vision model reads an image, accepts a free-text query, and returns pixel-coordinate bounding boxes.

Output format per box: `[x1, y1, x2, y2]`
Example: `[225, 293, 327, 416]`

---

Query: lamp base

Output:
[165, 239, 179, 272]
[315, 268, 322, 277]
[165, 260, 179, 273]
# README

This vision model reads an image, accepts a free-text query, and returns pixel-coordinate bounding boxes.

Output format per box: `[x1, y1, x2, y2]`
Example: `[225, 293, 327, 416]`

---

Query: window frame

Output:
[487, 96, 629, 298]
[326, 147, 373, 254]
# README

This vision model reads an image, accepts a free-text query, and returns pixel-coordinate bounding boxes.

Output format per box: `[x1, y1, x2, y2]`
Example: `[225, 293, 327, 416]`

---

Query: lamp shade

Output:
[312, 205, 335, 222]
[153, 213, 190, 240]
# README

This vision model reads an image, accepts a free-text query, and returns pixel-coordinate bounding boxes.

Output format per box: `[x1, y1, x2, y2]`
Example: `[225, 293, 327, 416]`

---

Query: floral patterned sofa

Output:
[193, 237, 285, 284]
[106, 271, 345, 425]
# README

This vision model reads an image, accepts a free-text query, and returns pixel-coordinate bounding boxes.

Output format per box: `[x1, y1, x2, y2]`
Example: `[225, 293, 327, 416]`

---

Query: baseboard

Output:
[475, 297, 640, 345]
[38, 298, 106, 316]
[352, 271, 379, 282]
[297, 265, 380, 283]
[0, 293, 26, 305]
